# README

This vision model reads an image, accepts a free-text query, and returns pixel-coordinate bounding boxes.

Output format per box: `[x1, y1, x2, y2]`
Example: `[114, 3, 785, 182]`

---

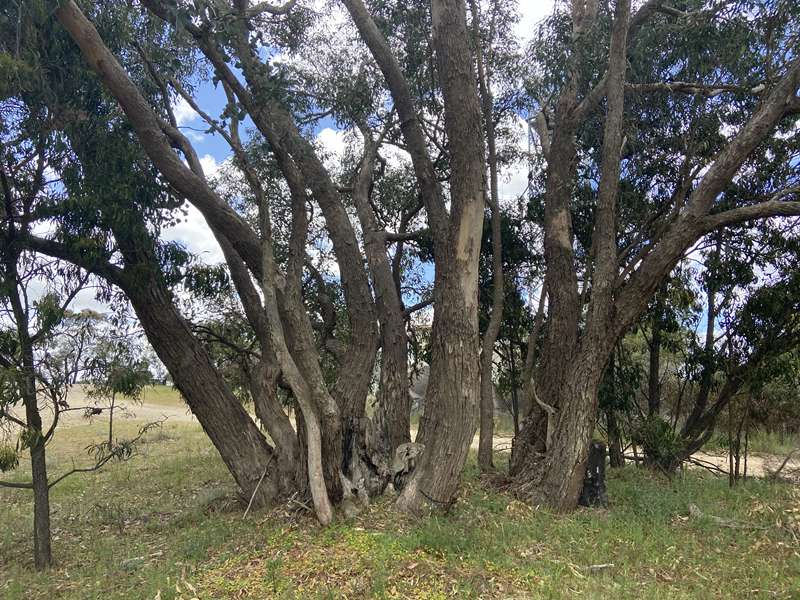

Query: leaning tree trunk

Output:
[123, 270, 285, 507]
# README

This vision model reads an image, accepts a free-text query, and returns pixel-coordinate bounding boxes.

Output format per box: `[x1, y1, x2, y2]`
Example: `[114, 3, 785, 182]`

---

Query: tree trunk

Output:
[472, 0, 504, 474]
[7, 252, 53, 570]
[350, 133, 410, 481]
[249, 361, 306, 497]
[606, 406, 625, 468]
[512, 0, 631, 511]
[606, 351, 624, 468]
[108, 393, 115, 446]
[395, 0, 486, 514]
[397, 287, 482, 513]
[647, 293, 663, 417]
[368, 318, 411, 471]
[512, 355, 607, 510]
[127, 279, 284, 506]
[24, 365, 52, 570]
[29, 440, 52, 570]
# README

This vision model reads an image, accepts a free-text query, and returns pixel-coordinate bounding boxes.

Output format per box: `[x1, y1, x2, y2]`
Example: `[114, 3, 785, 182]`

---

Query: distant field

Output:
[137, 385, 186, 408]
[65, 384, 185, 409]
[2, 414, 799, 599]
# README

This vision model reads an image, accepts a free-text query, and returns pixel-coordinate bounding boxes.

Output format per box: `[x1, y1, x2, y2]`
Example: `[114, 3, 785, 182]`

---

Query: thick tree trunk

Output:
[512, 355, 607, 510]
[395, 0, 486, 514]
[397, 286, 481, 513]
[126, 279, 284, 507]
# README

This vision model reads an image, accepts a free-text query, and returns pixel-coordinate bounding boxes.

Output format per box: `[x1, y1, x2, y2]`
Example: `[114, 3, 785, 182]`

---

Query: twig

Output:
[768, 449, 798, 480]
[243, 456, 274, 519]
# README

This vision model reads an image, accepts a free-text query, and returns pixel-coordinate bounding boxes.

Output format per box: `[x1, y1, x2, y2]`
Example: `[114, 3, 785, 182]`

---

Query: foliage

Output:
[0, 444, 18, 472]
[632, 415, 684, 472]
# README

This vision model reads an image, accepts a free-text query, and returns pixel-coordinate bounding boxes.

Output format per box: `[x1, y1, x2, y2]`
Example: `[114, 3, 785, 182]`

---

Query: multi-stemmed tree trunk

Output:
[51, 0, 800, 518]
[55, 0, 401, 519]
[342, 0, 486, 513]
[512, 0, 800, 510]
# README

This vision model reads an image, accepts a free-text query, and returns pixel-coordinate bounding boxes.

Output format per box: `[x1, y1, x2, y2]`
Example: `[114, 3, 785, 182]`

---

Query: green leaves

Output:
[0, 444, 19, 472]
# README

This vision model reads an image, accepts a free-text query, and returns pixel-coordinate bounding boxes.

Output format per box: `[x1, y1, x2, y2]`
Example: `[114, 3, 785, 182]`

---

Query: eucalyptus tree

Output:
[23, 0, 800, 520]
[510, 0, 800, 509]
[0, 2, 292, 513]
[668, 220, 800, 467]
[0, 110, 157, 568]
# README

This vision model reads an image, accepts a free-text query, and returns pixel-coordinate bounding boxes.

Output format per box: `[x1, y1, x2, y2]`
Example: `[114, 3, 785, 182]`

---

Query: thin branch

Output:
[402, 298, 433, 318]
[246, 0, 297, 17]
[0, 479, 33, 489]
[626, 81, 766, 97]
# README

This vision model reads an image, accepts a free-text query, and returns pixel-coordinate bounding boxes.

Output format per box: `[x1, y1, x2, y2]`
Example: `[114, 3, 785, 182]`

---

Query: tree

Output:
[6, 0, 797, 521]
[87, 325, 153, 446]
[510, 0, 800, 509]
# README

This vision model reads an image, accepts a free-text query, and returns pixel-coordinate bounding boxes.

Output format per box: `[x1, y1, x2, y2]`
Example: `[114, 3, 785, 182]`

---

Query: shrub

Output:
[632, 416, 683, 471]
[0, 443, 19, 472]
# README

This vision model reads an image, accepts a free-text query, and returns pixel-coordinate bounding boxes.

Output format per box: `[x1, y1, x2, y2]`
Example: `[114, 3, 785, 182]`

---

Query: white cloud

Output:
[316, 127, 349, 165]
[172, 96, 199, 126]
[161, 203, 224, 265]
[498, 115, 532, 202]
[515, 1, 555, 45]
[199, 154, 220, 178]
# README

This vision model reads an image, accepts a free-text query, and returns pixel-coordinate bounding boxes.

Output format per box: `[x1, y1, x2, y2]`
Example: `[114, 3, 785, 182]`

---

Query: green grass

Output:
[137, 385, 186, 408]
[2, 417, 799, 599]
[705, 428, 800, 457]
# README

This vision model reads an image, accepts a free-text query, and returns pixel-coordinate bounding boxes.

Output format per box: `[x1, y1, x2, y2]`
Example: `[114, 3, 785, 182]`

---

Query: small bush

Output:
[632, 416, 683, 471]
[0, 444, 18, 472]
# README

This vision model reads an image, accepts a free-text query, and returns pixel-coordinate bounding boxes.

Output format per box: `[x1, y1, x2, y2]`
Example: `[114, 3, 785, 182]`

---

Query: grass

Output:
[137, 385, 186, 408]
[705, 429, 800, 457]
[2, 416, 799, 599]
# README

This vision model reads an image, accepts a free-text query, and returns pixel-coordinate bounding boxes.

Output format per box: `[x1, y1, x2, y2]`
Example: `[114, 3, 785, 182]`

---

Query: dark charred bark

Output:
[578, 441, 608, 508]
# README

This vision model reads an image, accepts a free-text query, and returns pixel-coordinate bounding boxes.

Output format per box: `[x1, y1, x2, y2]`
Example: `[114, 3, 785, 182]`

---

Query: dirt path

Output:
[692, 450, 800, 479]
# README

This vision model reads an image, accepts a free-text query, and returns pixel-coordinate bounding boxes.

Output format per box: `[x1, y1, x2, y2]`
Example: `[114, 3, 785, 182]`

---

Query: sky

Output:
[158, 1, 555, 267]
